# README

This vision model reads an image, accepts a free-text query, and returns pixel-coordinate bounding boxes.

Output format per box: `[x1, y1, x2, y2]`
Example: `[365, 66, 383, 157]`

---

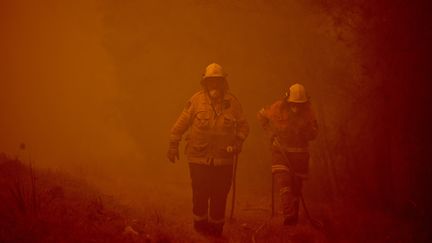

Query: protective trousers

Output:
[189, 162, 233, 234]
[274, 171, 303, 222]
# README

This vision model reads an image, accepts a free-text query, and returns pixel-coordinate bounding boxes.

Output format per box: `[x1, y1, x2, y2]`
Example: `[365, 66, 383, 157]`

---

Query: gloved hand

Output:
[167, 141, 179, 163]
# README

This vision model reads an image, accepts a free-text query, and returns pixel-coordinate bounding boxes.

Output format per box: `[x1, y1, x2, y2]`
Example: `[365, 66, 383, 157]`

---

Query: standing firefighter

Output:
[257, 83, 318, 225]
[167, 63, 249, 236]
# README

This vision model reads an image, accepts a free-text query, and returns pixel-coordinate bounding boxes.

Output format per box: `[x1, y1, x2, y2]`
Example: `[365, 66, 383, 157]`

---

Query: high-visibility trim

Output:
[193, 213, 208, 222]
[280, 186, 291, 195]
[272, 164, 309, 179]
[272, 164, 290, 174]
[208, 216, 225, 224]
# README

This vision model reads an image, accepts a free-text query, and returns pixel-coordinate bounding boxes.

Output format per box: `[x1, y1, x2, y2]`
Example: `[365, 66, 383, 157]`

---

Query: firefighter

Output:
[257, 83, 318, 225]
[167, 63, 249, 236]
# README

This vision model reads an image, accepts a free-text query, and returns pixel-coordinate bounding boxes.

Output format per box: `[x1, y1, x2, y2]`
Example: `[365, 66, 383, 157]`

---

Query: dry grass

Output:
[0, 154, 197, 243]
[0, 153, 422, 242]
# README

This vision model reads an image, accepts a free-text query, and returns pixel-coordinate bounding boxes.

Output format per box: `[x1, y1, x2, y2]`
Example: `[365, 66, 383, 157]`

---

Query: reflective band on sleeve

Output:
[272, 164, 290, 174]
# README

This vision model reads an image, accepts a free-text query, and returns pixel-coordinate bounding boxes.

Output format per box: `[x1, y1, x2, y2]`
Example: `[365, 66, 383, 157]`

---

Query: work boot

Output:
[194, 220, 209, 235]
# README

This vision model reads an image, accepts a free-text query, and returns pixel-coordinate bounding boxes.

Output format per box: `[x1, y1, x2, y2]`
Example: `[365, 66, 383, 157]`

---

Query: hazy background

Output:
[3, 0, 428, 220]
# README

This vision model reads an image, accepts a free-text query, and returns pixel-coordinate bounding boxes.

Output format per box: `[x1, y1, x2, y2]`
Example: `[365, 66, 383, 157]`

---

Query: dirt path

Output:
[88, 164, 329, 242]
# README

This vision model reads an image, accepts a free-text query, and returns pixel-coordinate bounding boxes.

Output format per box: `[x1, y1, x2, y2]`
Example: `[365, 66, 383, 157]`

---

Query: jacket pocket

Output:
[194, 111, 211, 129]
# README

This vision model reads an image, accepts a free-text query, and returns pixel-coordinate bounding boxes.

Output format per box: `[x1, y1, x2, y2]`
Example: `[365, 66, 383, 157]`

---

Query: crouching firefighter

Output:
[257, 83, 318, 225]
[167, 63, 249, 236]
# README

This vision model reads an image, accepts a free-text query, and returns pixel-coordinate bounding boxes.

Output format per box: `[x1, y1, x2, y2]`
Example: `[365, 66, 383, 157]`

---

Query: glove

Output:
[167, 141, 179, 163]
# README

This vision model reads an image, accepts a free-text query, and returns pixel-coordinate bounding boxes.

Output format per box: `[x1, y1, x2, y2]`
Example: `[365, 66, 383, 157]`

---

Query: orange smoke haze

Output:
[0, 0, 358, 205]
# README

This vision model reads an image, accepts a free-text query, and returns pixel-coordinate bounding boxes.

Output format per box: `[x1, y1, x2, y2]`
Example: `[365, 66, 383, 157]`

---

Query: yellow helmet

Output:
[202, 63, 226, 79]
[287, 83, 308, 103]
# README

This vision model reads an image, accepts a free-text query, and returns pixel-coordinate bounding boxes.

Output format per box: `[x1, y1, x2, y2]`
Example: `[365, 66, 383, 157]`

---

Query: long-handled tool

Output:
[271, 172, 275, 217]
[229, 152, 239, 220]
[229, 119, 240, 221]
[300, 193, 323, 229]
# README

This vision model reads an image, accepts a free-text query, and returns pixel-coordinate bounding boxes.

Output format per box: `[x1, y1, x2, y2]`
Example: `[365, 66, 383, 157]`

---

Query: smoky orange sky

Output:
[0, 0, 359, 207]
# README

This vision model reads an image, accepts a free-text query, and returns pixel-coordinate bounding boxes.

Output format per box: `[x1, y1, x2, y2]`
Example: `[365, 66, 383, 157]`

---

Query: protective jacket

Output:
[257, 99, 318, 175]
[258, 99, 318, 148]
[170, 90, 249, 166]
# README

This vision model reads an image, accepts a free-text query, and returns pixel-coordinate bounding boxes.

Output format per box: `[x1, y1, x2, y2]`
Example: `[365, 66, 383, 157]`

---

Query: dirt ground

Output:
[83, 160, 414, 243]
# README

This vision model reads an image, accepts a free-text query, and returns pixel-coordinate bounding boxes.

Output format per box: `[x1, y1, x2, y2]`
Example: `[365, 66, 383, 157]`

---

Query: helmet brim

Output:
[287, 99, 308, 103]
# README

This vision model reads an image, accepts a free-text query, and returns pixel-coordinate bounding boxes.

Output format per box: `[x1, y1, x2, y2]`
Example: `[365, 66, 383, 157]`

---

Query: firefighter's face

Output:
[289, 102, 303, 113]
[205, 77, 224, 98]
